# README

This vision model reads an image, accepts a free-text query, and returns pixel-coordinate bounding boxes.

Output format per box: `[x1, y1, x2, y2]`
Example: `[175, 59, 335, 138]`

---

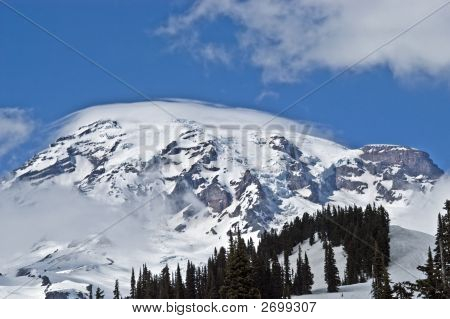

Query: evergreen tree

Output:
[174, 264, 185, 299]
[136, 270, 142, 299]
[309, 233, 315, 246]
[195, 266, 208, 299]
[221, 229, 260, 298]
[371, 243, 392, 299]
[282, 249, 292, 299]
[87, 284, 93, 299]
[130, 268, 136, 299]
[293, 246, 303, 295]
[113, 280, 120, 299]
[415, 201, 450, 298]
[207, 262, 219, 299]
[159, 264, 172, 299]
[185, 261, 196, 299]
[324, 242, 341, 292]
[416, 248, 440, 298]
[216, 247, 227, 289]
[343, 242, 359, 285]
[95, 287, 105, 299]
[301, 252, 314, 294]
[270, 257, 283, 298]
[392, 282, 414, 299]
[434, 210, 450, 297]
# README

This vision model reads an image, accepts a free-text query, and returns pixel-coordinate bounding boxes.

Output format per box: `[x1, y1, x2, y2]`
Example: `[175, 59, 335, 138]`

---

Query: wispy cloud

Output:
[255, 90, 279, 103]
[0, 108, 35, 158]
[157, 0, 450, 83]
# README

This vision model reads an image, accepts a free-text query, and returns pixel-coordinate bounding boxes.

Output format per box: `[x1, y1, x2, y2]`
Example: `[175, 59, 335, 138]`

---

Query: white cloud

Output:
[158, 0, 450, 83]
[0, 108, 34, 157]
[256, 90, 279, 103]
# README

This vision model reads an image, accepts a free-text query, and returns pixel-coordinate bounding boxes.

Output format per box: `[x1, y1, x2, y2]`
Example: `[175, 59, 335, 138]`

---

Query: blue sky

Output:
[0, 0, 449, 174]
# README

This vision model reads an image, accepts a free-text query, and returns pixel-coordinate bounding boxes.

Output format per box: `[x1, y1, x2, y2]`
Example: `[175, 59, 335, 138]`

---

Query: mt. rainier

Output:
[0, 100, 445, 298]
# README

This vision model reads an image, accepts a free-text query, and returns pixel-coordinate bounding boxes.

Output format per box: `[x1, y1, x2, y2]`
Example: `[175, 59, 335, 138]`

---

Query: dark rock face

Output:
[333, 158, 368, 194]
[376, 183, 401, 203]
[16, 268, 32, 277]
[234, 170, 263, 199]
[45, 291, 70, 299]
[335, 158, 366, 178]
[18, 156, 76, 182]
[285, 163, 320, 202]
[175, 224, 187, 232]
[328, 145, 443, 203]
[198, 179, 232, 213]
[360, 145, 443, 179]
[45, 290, 86, 299]
[41, 275, 51, 286]
[15, 120, 125, 189]
[231, 170, 280, 231]
[337, 179, 368, 194]
[269, 136, 302, 159]
[268, 136, 321, 202]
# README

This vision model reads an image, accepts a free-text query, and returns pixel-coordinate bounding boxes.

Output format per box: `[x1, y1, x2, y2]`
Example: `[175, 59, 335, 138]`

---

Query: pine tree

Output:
[113, 279, 120, 299]
[434, 207, 450, 297]
[282, 249, 292, 299]
[415, 201, 450, 298]
[324, 242, 341, 293]
[343, 242, 358, 285]
[159, 264, 172, 299]
[371, 243, 392, 299]
[416, 248, 440, 298]
[216, 247, 227, 290]
[220, 229, 260, 298]
[392, 282, 414, 299]
[270, 257, 283, 298]
[293, 246, 303, 295]
[301, 252, 314, 294]
[87, 284, 93, 299]
[195, 266, 207, 299]
[136, 270, 142, 299]
[207, 260, 219, 299]
[174, 264, 185, 299]
[130, 268, 136, 299]
[95, 287, 105, 299]
[185, 261, 196, 299]
[309, 233, 315, 246]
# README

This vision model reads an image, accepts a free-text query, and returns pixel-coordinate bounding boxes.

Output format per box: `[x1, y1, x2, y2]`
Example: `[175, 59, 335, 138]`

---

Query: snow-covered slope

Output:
[0, 100, 445, 298]
[291, 226, 434, 299]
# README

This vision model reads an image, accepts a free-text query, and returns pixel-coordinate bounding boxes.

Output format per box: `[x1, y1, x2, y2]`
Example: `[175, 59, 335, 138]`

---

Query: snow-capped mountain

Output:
[0, 100, 446, 298]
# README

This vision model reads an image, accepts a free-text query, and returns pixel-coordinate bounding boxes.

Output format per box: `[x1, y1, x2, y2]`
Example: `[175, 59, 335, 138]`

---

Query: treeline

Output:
[410, 200, 450, 298]
[361, 200, 450, 299]
[121, 229, 313, 299]
[259, 204, 390, 285]
[109, 203, 395, 299]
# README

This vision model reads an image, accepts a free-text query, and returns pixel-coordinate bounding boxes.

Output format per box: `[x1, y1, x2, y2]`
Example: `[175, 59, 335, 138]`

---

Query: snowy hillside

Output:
[289, 226, 434, 299]
[0, 100, 446, 298]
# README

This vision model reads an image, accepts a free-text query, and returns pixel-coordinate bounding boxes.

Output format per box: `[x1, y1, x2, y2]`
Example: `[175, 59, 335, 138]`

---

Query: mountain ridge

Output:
[0, 100, 446, 298]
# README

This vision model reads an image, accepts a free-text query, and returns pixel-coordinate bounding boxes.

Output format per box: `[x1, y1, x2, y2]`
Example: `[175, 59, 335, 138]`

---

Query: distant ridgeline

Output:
[100, 201, 450, 299]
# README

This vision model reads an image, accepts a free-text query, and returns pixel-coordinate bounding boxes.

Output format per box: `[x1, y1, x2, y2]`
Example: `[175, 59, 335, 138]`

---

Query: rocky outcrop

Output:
[269, 136, 302, 160]
[234, 170, 263, 198]
[328, 145, 443, 202]
[198, 178, 232, 213]
[231, 170, 280, 231]
[360, 145, 443, 179]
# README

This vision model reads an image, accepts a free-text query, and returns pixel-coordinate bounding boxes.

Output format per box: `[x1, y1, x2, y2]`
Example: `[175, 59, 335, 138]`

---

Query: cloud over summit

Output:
[159, 0, 450, 83]
[0, 108, 34, 158]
